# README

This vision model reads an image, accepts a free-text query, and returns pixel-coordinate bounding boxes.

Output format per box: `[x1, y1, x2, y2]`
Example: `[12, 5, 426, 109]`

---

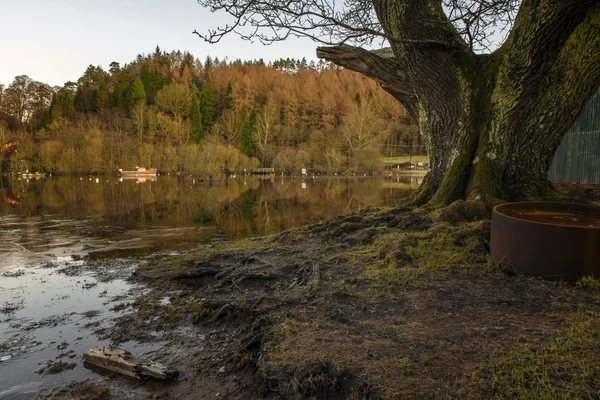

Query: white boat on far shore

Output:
[118, 167, 157, 177]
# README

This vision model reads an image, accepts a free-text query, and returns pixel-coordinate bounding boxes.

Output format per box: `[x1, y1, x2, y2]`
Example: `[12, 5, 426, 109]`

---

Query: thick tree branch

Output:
[316, 44, 418, 115]
[316, 45, 412, 95]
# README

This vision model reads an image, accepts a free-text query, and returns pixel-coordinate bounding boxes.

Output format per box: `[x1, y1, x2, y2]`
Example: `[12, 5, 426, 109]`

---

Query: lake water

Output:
[0, 174, 420, 398]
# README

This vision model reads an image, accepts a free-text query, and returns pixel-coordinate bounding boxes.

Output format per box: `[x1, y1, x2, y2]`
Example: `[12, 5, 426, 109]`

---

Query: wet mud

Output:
[42, 203, 600, 399]
[1, 175, 416, 398]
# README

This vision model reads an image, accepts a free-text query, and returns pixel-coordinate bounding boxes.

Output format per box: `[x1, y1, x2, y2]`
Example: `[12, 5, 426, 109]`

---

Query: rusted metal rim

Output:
[491, 202, 600, 280]
[493, 202, 600, 229]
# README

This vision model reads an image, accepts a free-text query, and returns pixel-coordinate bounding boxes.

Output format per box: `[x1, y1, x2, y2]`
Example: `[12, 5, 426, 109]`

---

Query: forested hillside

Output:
[0, 47, 424, 175]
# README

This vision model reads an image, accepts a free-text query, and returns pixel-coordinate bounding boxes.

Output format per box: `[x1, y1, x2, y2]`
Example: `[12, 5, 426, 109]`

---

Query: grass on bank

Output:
[483, 307, 600, 399]
[355, 218, 492, 293]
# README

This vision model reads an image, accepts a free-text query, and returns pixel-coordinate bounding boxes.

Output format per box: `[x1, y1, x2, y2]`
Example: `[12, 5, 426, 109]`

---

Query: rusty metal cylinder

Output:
[491, 202, 600, 280]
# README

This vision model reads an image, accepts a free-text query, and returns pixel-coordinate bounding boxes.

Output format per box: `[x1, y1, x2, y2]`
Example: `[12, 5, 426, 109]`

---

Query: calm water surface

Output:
[0, 174, 420, 398]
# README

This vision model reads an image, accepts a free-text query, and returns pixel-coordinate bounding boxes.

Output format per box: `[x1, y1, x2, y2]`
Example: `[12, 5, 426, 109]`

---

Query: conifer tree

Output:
[111, 72, 129, 109]
[199, 74, 216, 129]
[189, 96, 203, 143]
[73, 86, 87, 113]
[109, 61, 120, 76]
[224, 81, 234, 110]
[129, 76, 146, 111]
[95, 78, 110, 110]
[47, 88, 75, 125]
[204, 56, 213, 72]
[73, 65, 100, 113]
[139, 63, 163, 103]
[240, 108, 258, 158]
[181, 52, 195, 74]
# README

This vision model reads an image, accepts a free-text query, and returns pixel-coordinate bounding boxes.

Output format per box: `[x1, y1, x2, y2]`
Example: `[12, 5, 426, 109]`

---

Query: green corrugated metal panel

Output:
[549, 90, 600, 184]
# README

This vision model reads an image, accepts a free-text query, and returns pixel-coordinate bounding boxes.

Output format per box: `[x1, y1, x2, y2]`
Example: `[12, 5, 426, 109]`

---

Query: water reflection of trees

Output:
[0, 176, 418, 238]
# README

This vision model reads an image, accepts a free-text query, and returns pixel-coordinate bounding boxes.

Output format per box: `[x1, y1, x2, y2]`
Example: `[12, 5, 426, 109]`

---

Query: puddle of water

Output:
[0, 256, 156, 399]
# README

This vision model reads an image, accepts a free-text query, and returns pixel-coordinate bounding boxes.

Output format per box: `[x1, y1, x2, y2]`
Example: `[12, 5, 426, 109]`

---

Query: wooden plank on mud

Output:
[83, 347, 179, 380]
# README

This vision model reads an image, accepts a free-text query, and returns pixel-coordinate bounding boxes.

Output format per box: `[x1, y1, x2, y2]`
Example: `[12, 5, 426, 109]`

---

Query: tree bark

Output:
[318, 1, 600, 205]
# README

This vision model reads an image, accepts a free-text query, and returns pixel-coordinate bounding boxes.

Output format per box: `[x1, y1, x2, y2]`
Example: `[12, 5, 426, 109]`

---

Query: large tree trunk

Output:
[318, 0, 600, 205]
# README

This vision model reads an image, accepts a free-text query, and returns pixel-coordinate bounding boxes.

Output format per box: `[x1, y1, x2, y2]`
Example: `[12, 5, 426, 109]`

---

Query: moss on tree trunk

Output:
[319, 1, 600, 206]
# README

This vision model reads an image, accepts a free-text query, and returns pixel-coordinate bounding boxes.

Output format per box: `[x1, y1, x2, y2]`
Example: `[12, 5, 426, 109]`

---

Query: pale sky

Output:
[0, 0, 319, 87]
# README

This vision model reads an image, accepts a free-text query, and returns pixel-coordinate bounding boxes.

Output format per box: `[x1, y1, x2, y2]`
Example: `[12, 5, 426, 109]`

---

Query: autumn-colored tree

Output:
[2, 47, 423, 175]
[155, 83, 192, 123]
[255, 100, 280, 165]
[341, 95, 387, 152]
[129, 76, 147, 147]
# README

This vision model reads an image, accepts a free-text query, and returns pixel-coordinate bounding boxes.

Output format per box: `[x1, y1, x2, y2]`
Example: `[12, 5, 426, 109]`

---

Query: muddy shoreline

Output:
[0, 255, 167, 399]
[1, 175, 425, 398]
[41, 202, 600, 399]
